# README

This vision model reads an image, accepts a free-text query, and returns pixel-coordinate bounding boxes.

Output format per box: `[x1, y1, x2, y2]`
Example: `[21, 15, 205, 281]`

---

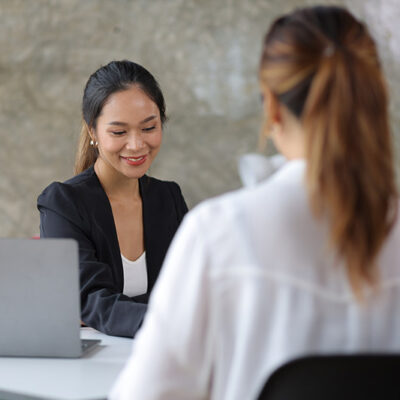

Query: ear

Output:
[264, 88, 281, 125]
[260, 85, 282, 142]
[89, 126, 97, 142]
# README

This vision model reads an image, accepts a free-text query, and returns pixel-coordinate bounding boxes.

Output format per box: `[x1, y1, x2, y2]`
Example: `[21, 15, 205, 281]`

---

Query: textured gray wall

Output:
[1, 0, 399, 237]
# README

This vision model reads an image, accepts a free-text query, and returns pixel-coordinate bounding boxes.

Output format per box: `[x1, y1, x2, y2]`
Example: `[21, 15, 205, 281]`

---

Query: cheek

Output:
[98, 137, 123, 154]
[147, 132, 162, 149]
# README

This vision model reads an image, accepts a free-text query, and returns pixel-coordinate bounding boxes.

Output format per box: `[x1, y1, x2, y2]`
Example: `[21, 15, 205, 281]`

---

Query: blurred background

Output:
[1, 0, 399, 237]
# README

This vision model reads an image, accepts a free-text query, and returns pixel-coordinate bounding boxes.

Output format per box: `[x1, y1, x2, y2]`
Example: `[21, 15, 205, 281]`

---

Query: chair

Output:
[257, 354, 400, 400]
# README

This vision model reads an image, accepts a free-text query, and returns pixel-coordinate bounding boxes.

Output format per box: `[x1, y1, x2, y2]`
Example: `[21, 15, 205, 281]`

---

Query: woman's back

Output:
[191, 159, 400, 398]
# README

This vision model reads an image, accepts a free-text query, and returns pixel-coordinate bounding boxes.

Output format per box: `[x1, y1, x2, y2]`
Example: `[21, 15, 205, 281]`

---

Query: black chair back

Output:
[257, 354, 400, 400]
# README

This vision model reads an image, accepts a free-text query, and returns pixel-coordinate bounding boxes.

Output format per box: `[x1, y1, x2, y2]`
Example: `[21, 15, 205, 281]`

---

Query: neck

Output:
[278, 106, 306, 160]
[94, 159, 140, 201]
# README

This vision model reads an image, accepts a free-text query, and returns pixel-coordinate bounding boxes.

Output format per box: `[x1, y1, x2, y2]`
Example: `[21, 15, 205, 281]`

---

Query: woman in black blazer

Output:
[37, 60, 188, 338]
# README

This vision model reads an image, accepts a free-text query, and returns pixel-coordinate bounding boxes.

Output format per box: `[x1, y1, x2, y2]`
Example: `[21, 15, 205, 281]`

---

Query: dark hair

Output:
[260, 6, 398, 297]
[75, 60, 166, 174]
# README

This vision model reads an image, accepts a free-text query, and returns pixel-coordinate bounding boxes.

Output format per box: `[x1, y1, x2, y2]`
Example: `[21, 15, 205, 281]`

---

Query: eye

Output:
[111, 131, 126, 136]
[142, 126, 156, 132]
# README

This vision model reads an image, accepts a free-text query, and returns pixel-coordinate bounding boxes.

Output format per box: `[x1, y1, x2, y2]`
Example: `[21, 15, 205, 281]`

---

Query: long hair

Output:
[74, 60, 167, 174]
[260, 6, 398, 296]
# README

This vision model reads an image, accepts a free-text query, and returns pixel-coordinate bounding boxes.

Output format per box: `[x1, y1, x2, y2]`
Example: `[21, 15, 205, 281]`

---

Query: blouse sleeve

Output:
[110, 207, 213, 399]
[37, 182, 147, 338]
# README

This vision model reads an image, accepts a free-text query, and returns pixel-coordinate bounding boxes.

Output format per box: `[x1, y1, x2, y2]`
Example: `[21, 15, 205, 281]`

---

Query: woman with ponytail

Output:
[111, 6, 400, 400]
[37, 60, 188, 338]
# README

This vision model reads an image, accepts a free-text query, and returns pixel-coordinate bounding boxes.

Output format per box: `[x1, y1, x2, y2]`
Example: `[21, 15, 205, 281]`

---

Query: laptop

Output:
[0, 238, 100, 358]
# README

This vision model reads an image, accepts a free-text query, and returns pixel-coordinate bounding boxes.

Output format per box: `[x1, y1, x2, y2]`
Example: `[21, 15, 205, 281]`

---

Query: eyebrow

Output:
[107, 115, 157, 126]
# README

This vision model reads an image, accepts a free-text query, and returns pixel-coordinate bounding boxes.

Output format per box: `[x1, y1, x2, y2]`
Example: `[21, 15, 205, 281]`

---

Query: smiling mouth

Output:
[124, 156, 145, 161]
[121, 155, 148, 166]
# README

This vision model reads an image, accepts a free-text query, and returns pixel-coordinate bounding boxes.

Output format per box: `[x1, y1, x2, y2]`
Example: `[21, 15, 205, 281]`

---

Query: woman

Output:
[110, 6, 400, 399]
[37, 60, 188, 338]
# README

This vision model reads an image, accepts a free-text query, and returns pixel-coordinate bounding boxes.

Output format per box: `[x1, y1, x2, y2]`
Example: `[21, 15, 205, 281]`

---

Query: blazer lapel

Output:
[89, 168, 124, 288]
[140, 175, 161, 297]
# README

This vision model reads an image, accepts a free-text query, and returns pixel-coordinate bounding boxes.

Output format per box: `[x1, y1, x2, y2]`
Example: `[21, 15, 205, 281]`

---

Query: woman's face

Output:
[93, 85, 162, 180]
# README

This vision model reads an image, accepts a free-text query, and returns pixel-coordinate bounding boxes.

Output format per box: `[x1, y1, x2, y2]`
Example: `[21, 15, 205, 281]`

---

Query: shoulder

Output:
[140, 175, 181, 190]
[37, 167, 99, 207]
[140, 176, 188, 220]
[184, 159, 308, 244]
[62, 166, 97, 186]
[140, 175, 183, 198]
[179, 187, 250, 251]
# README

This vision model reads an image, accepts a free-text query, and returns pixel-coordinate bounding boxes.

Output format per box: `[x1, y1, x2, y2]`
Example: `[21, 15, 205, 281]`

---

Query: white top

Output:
[110, 159, 400, 400]
[121, 252, 147, 297]
[238, 153, 286, 187]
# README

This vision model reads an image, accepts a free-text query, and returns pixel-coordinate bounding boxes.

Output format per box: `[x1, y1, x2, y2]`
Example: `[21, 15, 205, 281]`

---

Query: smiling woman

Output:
[37, 60, 188, 338]
[93, 86, 163, 183]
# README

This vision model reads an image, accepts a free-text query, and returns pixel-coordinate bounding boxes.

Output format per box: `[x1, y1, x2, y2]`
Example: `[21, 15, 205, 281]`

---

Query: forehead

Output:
[99, 85, 160, 122]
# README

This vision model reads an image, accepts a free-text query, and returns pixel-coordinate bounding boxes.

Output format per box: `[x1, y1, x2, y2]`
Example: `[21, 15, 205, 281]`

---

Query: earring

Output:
[90, 139, 98, 146]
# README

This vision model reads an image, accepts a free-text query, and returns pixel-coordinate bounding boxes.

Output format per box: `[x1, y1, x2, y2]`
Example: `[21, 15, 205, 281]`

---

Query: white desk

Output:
[0, 327, 132, 400]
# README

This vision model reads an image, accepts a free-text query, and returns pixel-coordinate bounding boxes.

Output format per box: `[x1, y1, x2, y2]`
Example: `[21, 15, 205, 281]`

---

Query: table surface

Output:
[0, 327, 133, 400]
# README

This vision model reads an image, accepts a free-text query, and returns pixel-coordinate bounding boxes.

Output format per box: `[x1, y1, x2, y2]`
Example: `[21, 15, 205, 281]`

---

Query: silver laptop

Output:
[0, 238, 100, 358]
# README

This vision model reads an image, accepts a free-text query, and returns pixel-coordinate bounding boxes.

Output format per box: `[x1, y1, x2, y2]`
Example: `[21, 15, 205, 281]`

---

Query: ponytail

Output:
[74, 121, 98, 175]
[260, 6, 398, 297]
[303, 45, 397, 295]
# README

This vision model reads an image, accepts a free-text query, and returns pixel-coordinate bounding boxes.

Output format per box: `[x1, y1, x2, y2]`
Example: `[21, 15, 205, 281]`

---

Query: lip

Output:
[121, 155, 148, 166]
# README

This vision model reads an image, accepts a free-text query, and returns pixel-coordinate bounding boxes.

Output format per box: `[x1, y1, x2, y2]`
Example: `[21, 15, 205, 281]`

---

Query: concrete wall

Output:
[1, 0, 399, 236]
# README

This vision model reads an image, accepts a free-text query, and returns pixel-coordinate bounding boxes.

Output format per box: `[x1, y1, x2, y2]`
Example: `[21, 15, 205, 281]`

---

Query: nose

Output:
[126, 131, 145, 151]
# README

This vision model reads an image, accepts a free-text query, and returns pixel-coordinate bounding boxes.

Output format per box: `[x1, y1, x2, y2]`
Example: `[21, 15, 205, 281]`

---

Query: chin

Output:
[123, 165, 150, 180]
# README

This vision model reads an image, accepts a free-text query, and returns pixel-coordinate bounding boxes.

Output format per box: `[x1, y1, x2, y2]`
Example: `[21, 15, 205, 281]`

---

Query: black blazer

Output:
[37, 166, 188, 338]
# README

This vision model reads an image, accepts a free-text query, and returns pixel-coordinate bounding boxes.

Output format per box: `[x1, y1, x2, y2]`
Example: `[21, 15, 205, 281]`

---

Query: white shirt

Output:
[121, 252, 147, 297]
[110, 159, 400, 400]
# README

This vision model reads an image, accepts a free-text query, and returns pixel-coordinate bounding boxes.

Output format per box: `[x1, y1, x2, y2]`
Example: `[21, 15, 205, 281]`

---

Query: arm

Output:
[37, 182, 146, 338]
[110, 208, 213, 399]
